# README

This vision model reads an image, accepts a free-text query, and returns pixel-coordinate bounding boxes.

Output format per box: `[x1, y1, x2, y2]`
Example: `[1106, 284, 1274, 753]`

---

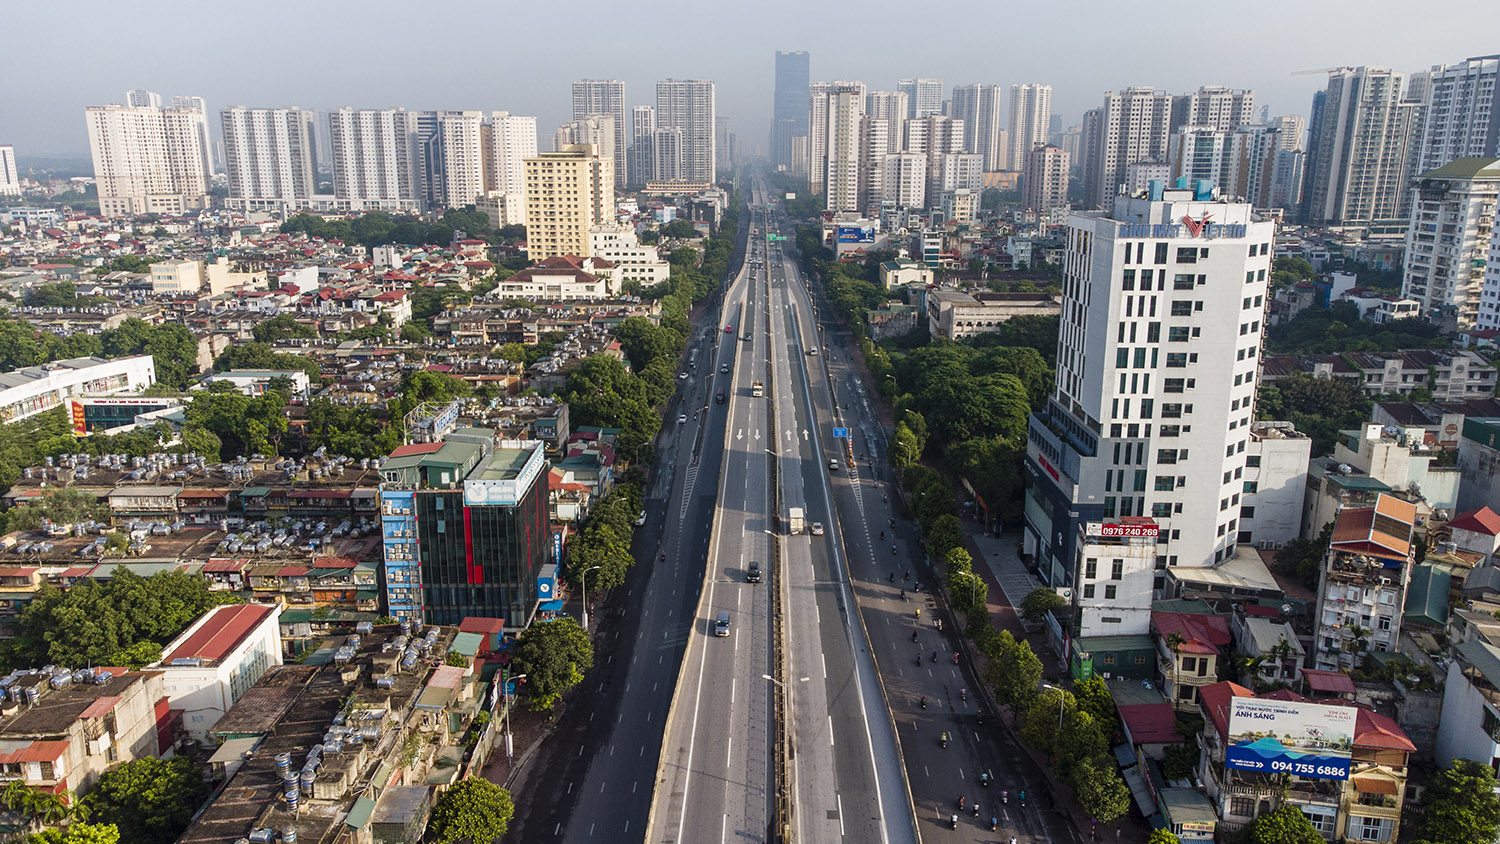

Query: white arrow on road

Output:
[737, 429, 744, 441]
[802, 429, 809, 441]
[754, 430, 761, 441]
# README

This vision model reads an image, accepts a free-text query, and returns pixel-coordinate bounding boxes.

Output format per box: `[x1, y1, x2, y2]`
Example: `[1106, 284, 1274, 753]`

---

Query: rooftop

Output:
[470, 445, 534, 482]
[0, 669, 152, 737]
[159, 603, 277, 666]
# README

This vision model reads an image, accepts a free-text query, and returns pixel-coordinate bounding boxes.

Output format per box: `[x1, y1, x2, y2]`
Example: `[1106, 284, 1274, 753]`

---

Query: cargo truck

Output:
[751, 380, 764, 397]
[788, 507, 804, 535]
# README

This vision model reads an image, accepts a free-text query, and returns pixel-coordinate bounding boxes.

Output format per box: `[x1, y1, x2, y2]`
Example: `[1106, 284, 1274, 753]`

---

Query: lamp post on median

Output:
[579, 565, 602, 631]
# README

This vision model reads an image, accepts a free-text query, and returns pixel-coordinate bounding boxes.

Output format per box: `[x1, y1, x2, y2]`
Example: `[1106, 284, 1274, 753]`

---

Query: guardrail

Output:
[764, 247, 793, 842]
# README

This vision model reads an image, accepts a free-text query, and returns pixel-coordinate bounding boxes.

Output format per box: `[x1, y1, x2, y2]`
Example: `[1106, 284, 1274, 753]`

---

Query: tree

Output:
[100, 319, 200, 390]
[1019, 686, 1071, 757]
[250, 314, 316, 344]
[1162, 740, 1200, 781]
[1019, 587, 1064, 622]
[1073, 756, 1131, 825]
[924, 514, 964, 559]
[948, 570, 987, 612]
[399, 322, 431, 343]
[511, 617, 594, 710]
[660, 219, 700, 239]
[427, 777, 515, 843]
[28, 822, 119, 844]
[985, 630, 1042, 713]
[1072, 676, 1118, 739]
[1245, 805, 1323, 844]
[80, 756, 207, 844]
[6, 488, 110, 532]
[1147, 829, 1182, 844]
[1415, 758, 1500, 844]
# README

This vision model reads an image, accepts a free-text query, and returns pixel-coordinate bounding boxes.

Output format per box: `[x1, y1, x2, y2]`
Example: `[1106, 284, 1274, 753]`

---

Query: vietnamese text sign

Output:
[1225, 698, 1354, 780]
[1097, 523, 1159, 538]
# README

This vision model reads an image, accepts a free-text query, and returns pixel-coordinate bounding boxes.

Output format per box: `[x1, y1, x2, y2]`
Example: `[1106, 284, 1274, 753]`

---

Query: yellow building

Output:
[524, 143, 614, 262]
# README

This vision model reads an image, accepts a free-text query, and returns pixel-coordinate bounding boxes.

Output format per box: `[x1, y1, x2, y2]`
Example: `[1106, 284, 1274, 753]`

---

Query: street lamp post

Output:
[1040, 682, 1067, 764]
[579, 565, 602, 631]
[503, 672, 528, 760]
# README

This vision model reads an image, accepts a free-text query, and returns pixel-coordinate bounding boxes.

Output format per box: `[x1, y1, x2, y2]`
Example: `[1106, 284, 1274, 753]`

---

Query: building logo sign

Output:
[1116, 219, 1247, 239]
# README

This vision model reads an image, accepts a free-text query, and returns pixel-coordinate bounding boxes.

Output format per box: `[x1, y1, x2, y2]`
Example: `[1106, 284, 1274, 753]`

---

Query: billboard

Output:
[836, 225, 876, 244]
[1224, 698, 1355, 780]
[1097, 523, 1159, 538]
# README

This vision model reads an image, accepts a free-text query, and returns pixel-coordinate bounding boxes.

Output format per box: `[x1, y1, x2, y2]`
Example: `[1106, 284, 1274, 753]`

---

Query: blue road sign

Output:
[832, 427, 849, 438]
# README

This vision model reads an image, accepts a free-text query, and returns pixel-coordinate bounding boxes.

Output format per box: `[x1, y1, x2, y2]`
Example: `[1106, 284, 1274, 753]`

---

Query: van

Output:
[714, 611, 731, 637]
[828, 458, 839, 471]
[747, 561, 761, 583]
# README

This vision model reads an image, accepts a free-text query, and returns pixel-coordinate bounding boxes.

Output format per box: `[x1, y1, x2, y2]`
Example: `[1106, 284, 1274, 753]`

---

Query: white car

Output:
[678, 372, 689, 380]
[678, 414, 687, 424]
[633, 510, 647, 526]
[810, 522, 825, 535]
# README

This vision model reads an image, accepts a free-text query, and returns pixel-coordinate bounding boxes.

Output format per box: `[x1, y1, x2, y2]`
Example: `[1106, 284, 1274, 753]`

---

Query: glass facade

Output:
[417, 472, 550, 627]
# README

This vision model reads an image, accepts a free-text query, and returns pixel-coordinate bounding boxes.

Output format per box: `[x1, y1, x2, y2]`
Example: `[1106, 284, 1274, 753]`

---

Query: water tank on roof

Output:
[250, 829, 275, 844]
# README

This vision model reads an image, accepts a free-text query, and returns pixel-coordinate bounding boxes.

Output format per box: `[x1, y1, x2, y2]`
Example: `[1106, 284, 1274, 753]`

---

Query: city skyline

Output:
[0, 0, 1492, 162]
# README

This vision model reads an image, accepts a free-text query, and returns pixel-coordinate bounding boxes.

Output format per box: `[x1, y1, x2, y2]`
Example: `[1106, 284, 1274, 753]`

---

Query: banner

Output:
[1225, 698, 1355, 780]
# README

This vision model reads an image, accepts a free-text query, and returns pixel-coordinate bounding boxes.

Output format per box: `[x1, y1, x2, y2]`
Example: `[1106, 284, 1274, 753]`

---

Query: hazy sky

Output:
[2, 0, 1494, 163]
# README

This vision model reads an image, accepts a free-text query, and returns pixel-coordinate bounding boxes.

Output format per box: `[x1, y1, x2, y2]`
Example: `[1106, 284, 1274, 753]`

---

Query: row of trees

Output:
[560, 483, 644, 595]
[1266, 300, 1447, 355]
[279, 208, 520, 248]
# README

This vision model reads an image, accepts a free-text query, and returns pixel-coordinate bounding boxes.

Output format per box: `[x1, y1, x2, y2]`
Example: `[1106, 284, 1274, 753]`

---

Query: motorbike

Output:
[931, 650, 937, 663]
[941, 733, 949, 749]
[1002, 789, 1008, 805]
[973, 803, 980, 817]
[936, 618, 943, 632]
[960, 688, 968, 701]
[920, 696, 927, 709]
[900, 590, 907, 601]
[949, 815, 958, 830]
[916, 653, 923, 667]
[1019, 791, 1026, 808]
[957, 796, 964, 810]
[991, 817, 998, 831]
[952, 652, 960, 665]
[914, 582, 922, 593]
[979, 772, 989, 787]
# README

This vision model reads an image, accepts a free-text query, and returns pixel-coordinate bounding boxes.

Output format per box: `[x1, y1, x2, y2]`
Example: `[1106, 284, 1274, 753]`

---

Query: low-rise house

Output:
[1153, 610, 1232, 710]
[1312, 495, 1417, 672]
[151, 603, 283, 742]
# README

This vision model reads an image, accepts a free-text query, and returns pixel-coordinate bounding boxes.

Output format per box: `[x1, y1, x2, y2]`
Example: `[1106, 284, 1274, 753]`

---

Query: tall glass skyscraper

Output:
[772, 50, 810, 169]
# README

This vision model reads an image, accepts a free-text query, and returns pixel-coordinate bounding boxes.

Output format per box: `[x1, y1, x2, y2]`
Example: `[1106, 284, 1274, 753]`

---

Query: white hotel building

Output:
[1023, 182, 1278, 590]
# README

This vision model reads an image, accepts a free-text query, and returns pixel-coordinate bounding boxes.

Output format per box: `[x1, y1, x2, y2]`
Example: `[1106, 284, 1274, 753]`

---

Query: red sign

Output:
[1181, 213, 1212, 237]
[70, 401, 86, 436]
[1037, 454, 1060, 482]
[1098, 523, 1159, 538]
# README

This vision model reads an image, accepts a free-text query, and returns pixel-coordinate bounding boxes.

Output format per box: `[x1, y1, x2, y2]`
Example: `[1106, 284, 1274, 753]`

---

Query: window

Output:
[1160, 424, 1180, 437]
[1166, 353, 1188, 368]
[1154, 243, 1168, 264]
[1116, 348, 1128, 367]
[1302, 807, 1337, 836]
[1161, 403, 1182, 418]
[1164, 378, 1185, 393]
[1245, 455, 1261, 468]
[1175, 247, 1198, 263]
[1243, 481, 1258, 493]
[1085, 559, 1097, 579]
[1157, 449, 1178, 465]
[1354, 815, 1393, 842]
[1112, 560, 1124, 580]
[1230, 797, 1255, 818]
[1103, 497, 1116, 517]
[1155, 476, 1176, 491]
[1122, 269, 1136, 290]
[1134, 469, 1147, 492]
[1104, 585, 1117, 600]
[1173, 273, 1195, 290]
[1147, 322, 1161, 342]
[1171, 300, 1193, 316]
[1140, 399, 1153, 418]
[1152, 502, 1173, 518]
[1240, 506, 1256, 519]
[1134, 348, 1147, 367]
[1083, 584, 1096, 598]
[1168, 326, 1190, 342]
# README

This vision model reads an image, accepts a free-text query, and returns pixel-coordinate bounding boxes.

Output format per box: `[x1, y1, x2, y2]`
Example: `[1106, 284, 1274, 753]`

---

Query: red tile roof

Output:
[161, 603, 274, 664]
[1153, 611, 1231, 655]
[459, 617, 505, 635]
[0, 741, 69, 764]
[201, 559, 249, 573]
[79, 696, 120, 720]
[1118, 703, 1180, 745]
[1198, 681, 1255, 738]
[275, 566, 310, 577]
[1302, 668, 1357, 695]
[0, 567, 40, 578]
[1450, 507, 1500, 537]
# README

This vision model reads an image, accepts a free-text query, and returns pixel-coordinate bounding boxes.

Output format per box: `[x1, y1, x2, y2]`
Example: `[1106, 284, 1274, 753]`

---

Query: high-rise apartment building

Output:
[85, 103, 211, 217]
[572, 80, 627, 187]
[326, 108, 422, 212]
[1303, 67, 1423, 227]
[897, 78, 944, 119]
[772, 51, 811, 169]
[524, 143, 614, 261]
[1272, 115, 1306, 151]
[1022, 143, 1069, 214]
[822, 86, 865, 212]
[927, 153, 982, 208]
[881, 153, 927, 209]
[1417, 55, 1500, 174]
[716, 116, 734, 173]
[481, 111, 537, 198]
[219, 107, 317, 212]
[1022, 183, 1274, 587]
[652, 128, 684, 181]
[951, 84, 1004, 171]
[904, 114, 964, 156]
[865, 91, 910, 153]
[630, 106, 655, 186]
[555, 115, 615, 172]
[419, 110, 487, 211]
[656, 79, 716, 182]
[1403, 158, 1500, 328]
[1169, 86, 1255, 133]
[125, 89, 161, 109]
[1009, 83, 1053, 174]
[858, 116, 890, 215]
[808, 81, 866, 195]
[1080, 88, 1173, 210]
[170, 96, 215, 175]
[0, 145, 19, 197]
[1166, 125, 1282, 207]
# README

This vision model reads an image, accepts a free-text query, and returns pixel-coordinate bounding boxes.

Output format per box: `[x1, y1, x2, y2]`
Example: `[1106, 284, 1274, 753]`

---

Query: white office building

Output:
[572, 79, 628, 187]
[656, 79, 716, 183]
[1406, 157, 1500, 329]
[1417, 55, 1500, 174]
[951, 84, 1004, 172]
[0, 145, 18, 196]
[482, 111, 537, 199]
[85, 104, 211, 217]
[326, 108, 423, 212]
[897, 78, 944, 119]
[1022, 184, 1275, 588]
[590, 224, 672, 285]
[219, 107, 317, 212]
[0, 355, 157, 425]
[1009, 83, 1053, 174]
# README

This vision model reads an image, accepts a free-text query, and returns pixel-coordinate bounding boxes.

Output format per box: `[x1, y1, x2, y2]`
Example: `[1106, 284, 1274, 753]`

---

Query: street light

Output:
[503, 672, 528, 760]
[761, 674, 810, 687]
[578, 565, 602, 631]
[1040, 682, 1068, 764]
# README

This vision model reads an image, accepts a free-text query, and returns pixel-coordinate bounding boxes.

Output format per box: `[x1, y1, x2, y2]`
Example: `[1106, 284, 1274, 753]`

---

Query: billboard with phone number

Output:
[1225, 698, 1354, 780]
[836, 225, 875, 243]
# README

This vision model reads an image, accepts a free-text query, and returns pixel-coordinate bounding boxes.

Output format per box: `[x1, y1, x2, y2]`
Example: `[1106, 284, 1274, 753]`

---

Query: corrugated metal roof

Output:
[161, 603, 274, 664]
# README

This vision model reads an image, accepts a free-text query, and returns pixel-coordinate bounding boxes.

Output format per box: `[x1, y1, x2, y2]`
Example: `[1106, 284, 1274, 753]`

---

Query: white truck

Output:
[788, 507, 804, 535]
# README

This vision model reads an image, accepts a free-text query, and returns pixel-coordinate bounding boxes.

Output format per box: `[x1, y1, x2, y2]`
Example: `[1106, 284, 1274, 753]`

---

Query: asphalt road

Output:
[793, 229, 1085, 844]
[506, 185, 754, 844]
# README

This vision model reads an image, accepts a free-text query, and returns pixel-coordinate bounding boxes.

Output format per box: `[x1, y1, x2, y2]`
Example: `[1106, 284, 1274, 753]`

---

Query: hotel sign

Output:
[1117, 214, 1246, 240]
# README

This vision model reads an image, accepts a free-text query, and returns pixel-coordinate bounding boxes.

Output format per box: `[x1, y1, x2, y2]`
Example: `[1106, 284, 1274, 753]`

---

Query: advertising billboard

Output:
[1224, 698, 1354, 780]
[836, 225, 876, 244]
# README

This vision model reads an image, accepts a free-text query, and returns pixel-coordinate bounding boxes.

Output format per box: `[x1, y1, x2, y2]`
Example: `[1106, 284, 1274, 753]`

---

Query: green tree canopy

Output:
[984, 629, 1043, 713]
[99, 318, 199, 390]
[28, 822, 120, 844]
[251, 314, 317, 344]
[511, 617, 594, 710]
[213, 341, 322, 382]
[1020, 587, 1065, 622]
[1072, 756, 1131, 825]
[1245, 805, 1323, 844]
[6, 488, 109, 532]
[1415, 758, 1500, 844]
[427, 777, 515, 843]
[1147, 830, 1182, 844]
[79, 756, 208, 844]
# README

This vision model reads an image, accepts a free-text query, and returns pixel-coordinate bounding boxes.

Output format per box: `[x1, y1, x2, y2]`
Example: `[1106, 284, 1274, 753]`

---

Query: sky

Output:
[2, 0, 1495, 165]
